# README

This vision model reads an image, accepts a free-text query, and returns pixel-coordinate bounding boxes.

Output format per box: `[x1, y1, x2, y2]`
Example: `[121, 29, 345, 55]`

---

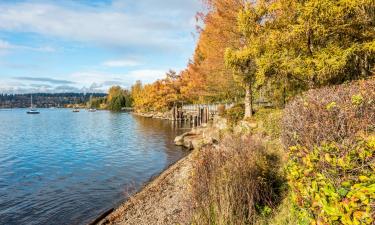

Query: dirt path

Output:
[95, 152, 195, 225]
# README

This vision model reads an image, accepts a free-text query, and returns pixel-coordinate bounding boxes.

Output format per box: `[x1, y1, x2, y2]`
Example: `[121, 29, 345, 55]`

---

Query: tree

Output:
[225, 1, 268, 118]
[107, 86, 131, 111]
[272, 0, 375, 87]
[130, 71, 182, 112]
[179, 0, 246, 103]
[225, 48, 256, 118]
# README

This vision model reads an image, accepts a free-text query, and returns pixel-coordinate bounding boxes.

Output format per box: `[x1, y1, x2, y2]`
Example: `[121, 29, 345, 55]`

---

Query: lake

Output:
[0, 109, 189, 225]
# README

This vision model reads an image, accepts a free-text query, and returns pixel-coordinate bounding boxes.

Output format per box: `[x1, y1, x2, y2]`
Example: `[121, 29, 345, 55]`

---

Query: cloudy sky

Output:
[0, 0, 202, 93]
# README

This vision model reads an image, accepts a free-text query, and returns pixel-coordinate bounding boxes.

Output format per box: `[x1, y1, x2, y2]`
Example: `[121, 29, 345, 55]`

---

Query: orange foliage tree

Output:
[179, 0, 245, 103]
[131, 70, 181, 112]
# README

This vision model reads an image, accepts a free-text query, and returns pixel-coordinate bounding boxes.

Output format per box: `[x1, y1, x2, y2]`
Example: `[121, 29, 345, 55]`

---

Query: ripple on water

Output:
[0, 109, 189, 225]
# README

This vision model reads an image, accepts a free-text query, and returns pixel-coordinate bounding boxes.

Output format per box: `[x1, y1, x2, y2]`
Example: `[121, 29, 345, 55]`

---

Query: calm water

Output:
[0, 109, 189, 225]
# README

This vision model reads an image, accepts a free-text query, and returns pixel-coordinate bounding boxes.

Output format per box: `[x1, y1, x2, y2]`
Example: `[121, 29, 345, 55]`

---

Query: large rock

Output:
[174, 130, 205, 150]
[174, 133, 187, 146]
[183, 135, 204, 150]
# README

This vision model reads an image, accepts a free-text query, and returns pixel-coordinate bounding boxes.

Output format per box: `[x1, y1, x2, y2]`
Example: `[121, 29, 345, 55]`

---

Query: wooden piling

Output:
[172, 107, 176, 121]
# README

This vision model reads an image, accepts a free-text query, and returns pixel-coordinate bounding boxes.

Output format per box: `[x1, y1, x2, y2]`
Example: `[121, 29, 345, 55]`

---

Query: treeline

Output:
[130, 0, 374, 115]
[0, 93, 106, 108]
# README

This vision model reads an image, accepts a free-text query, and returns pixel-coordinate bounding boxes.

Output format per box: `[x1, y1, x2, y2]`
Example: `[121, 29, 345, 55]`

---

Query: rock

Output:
[174, 130, 206, 150]
[191, 137, 205, 149]
[174, 131, 195, 146]
[183, 135, 204, 150]
[174, 134, 185, 146]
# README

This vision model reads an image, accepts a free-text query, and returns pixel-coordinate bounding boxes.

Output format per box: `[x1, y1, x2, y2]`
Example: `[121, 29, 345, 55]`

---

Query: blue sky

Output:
[0, 0, 202, 93]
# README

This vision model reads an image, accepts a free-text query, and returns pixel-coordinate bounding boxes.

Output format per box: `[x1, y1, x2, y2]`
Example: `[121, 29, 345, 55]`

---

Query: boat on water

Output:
[27, 95, 40, 114]
[88, 95, 96, 112]
[72, 108, 80, 113]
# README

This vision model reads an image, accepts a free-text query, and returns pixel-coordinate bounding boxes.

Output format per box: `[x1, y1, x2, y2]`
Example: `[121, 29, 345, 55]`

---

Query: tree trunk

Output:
[244, 82, 252, 118]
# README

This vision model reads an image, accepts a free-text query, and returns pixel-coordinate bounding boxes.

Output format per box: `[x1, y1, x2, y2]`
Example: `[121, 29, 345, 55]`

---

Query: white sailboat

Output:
[27, 95, 40, 114]
[88, 95, 96, 112]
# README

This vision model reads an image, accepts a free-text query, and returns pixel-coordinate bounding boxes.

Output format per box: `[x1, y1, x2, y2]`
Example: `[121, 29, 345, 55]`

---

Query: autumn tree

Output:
[131, 80, 144, 111]
[180, 0, 246, 103]
[131, 71, 182, 112]
[225, 1, 269, 118]
[272, 0, 375, 87]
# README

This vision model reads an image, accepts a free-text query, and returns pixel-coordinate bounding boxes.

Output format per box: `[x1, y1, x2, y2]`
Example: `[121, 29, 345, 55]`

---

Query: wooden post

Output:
[204, 107, 209, 123]
[176, 106, 180, 120]
[200, 108, 204, 124]
[202, 107, 206, 124]
[198, 108, 201, 126]
[172, 107, 176, 121]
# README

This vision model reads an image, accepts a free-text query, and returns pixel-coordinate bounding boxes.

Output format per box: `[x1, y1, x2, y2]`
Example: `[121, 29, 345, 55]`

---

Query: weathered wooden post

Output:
[204, 107, 209, 123]
[193, 115, 197, 127]
[198, 107, 201, 126]
[217, 104, 225, 116]
[201, 107, 204, 124]
[172, 106, 176, 121]
[201, 107, 206, 124]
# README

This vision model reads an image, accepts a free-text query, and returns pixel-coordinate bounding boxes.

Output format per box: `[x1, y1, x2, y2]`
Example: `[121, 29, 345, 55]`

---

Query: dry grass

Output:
[190, 134, 285, 225]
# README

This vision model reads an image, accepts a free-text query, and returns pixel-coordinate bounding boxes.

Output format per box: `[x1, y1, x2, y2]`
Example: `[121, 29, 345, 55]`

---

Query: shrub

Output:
[287, 137, 375, 225]
[191, 135, 285, 225]
[253, 108, 283, 139]
[283, 78, 375, 225]
[282, 78, 375, 148]
[224, 103, 245, 125]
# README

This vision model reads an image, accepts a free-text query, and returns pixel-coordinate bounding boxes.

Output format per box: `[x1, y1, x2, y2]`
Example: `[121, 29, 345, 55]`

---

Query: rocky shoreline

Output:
[90, 113, 230, 225]
[132, 111, 171, 120]
[93, 149, 196, 225]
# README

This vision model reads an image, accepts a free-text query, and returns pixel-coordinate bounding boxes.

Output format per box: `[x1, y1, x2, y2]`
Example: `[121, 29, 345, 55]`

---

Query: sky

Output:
[0, 0, 202, 94]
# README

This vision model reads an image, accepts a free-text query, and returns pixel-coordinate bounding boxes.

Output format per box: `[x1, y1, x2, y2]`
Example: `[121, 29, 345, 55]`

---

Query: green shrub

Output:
[254, 108, 283, 139]
[287, 137, 375, 225]
[283, 78, 375, 225]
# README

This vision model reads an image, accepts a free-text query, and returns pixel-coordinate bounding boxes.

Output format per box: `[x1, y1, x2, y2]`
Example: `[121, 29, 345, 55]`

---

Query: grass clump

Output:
[191, 134, 285, 225]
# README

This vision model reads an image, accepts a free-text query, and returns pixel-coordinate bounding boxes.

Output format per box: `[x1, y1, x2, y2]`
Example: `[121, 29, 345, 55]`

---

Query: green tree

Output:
[273, 0, 375, 87]
[107, 86, 131, 111]
[225, 1, 268, 118]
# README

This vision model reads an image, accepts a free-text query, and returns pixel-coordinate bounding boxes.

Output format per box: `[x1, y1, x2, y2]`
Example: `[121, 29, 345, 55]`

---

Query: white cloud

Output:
[0, 1, 201, 51]
[0, 39, 55, 53]
[0, 40, 12, 50]
[67, 69, 166, 87]
[103, 59, 141, 67]
[125, 69, 166, 83]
